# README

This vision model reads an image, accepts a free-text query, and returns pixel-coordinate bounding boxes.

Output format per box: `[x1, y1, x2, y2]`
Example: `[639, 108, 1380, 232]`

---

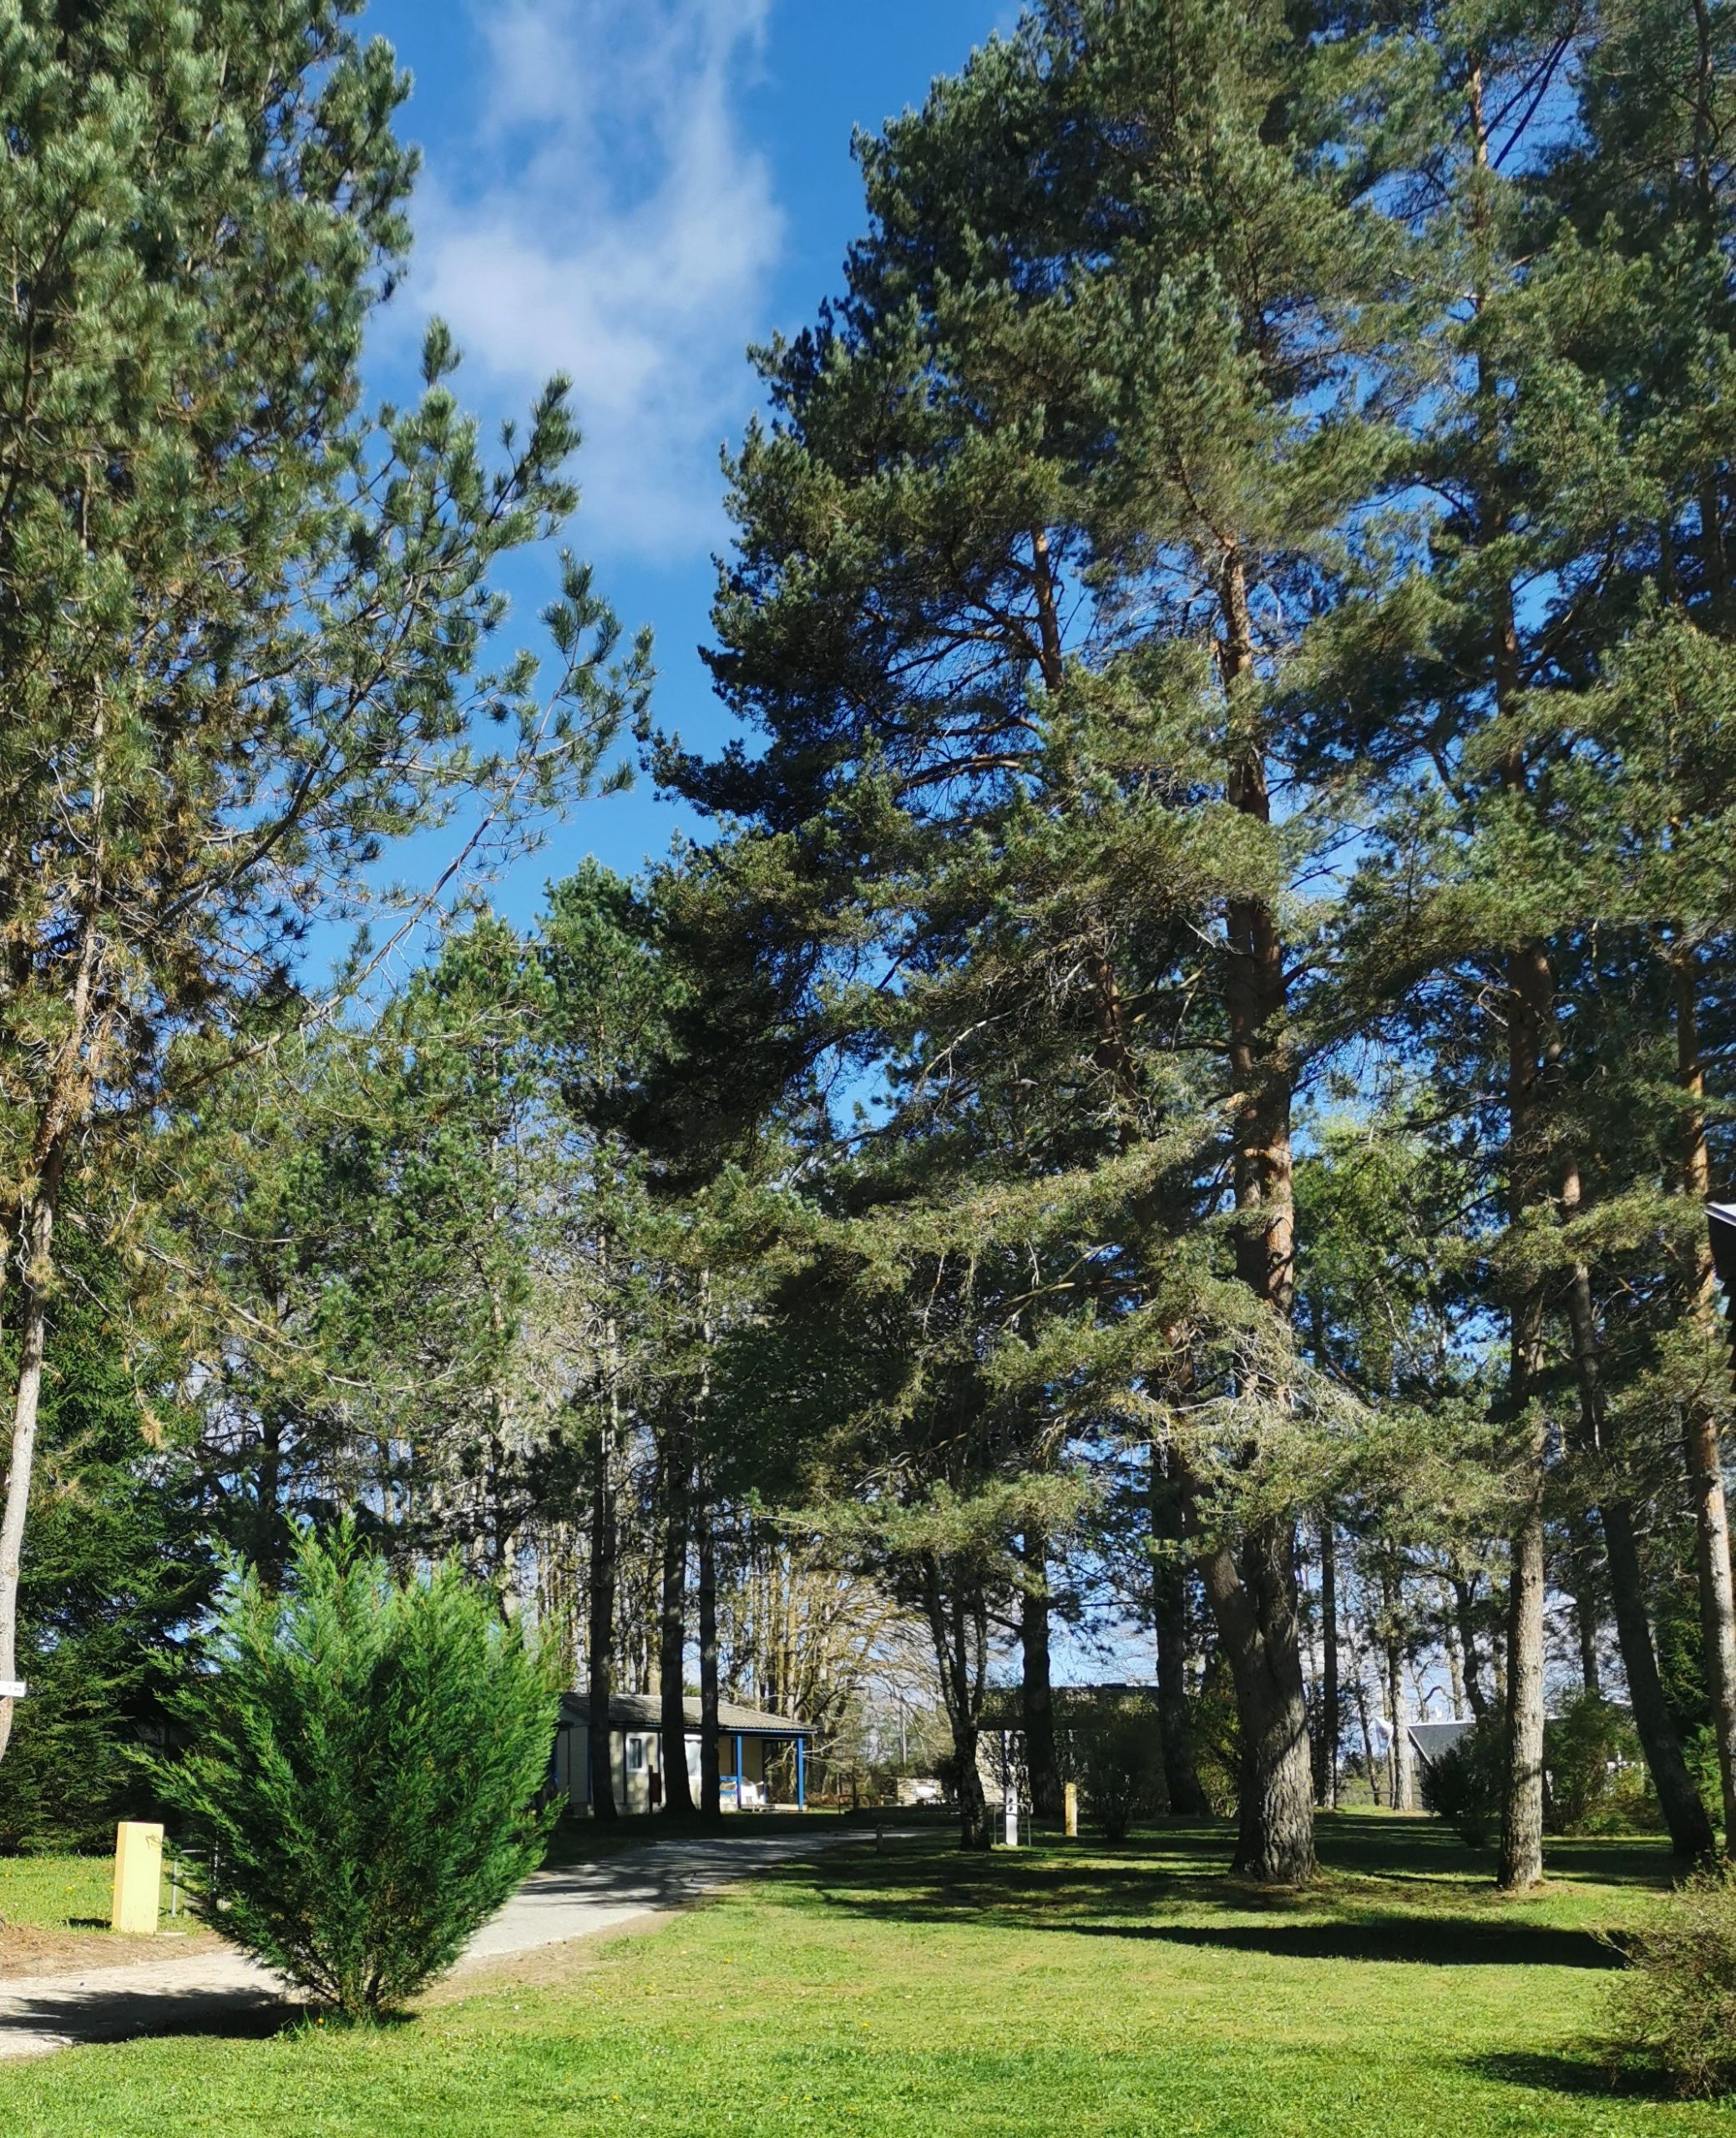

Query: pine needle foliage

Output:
[157, 1523, 558, 2019]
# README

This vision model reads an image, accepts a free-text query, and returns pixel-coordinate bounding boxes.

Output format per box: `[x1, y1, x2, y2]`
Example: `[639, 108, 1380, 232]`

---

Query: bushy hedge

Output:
[1546, 1694, 1661, 1837]
[1420, 1718, 1506, 1846]
[1420, 1697, 1663, 1847]
[1080, 1706, 1166, 1842]
[158, 1524, 558, 2018]
[1607, 1867, 1736, 2097]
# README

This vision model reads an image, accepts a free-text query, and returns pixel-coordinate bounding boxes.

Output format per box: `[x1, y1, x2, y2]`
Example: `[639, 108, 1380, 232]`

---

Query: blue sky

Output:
[356, 0, 1015, 940]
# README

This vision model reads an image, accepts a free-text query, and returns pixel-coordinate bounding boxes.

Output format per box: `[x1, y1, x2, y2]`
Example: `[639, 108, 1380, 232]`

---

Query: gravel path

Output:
[0, 1830, 850, 2063]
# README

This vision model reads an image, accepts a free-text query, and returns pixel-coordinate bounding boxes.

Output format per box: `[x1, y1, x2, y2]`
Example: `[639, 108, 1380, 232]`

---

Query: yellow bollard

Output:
[111, 1821, 163, 1936]
[1064, 1781, 1079, 1839]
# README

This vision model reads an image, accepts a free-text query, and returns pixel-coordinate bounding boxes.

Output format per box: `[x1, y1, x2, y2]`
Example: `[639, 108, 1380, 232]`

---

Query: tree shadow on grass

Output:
[1067, 1918, 1624, 1968]
[1310, 1817, 1673, 1893]
[758, 1833, 1628, 1971]
[1468, 2048, 1678, 2103]
[0, 1981, 316, 2055]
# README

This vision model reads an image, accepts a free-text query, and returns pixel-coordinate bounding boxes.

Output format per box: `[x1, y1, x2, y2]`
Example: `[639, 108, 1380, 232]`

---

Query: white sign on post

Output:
[0, 1682, 26, 1700]
[1001, 1730, 1020, 1847]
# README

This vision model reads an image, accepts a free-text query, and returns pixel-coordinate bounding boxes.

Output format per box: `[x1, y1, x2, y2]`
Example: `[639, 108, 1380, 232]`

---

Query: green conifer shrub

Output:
[1420, 1723, 1506, 1849]
[1546, 1695, 1662, 1838]
[1080, 1708, 1167, 1843]
[158, 1524, 558, 2019]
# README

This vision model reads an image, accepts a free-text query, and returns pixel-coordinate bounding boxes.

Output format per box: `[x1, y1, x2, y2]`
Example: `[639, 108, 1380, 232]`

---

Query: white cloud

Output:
[411, 0, 782, 561]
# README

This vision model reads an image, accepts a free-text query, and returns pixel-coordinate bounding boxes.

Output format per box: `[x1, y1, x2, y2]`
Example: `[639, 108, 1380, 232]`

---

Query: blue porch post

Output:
[734, 1731, 743, 1811]
[796, 1734, 807, 1811]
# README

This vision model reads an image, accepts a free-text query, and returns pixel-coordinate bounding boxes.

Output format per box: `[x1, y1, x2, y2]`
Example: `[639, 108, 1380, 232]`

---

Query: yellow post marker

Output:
[111, 1821, 163, 1935]
[1064, 1781, 1079, 1839]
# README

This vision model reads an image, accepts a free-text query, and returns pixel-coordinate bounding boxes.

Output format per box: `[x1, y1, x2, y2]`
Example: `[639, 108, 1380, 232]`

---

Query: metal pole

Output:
[797, 1734, 807, 1811]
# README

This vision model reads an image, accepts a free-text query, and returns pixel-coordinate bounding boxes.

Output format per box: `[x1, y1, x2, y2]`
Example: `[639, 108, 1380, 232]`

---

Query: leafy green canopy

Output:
[0, 0, 643, 1159]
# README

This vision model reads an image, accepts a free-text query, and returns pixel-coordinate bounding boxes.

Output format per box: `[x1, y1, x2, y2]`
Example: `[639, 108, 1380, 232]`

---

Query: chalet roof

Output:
[559, 1691, 812, 1737]
[1407, 1719, 1475, 1766]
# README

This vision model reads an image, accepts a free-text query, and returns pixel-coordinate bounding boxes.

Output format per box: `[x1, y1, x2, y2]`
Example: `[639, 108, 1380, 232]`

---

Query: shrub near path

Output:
[3, 1817, 1733, 2138]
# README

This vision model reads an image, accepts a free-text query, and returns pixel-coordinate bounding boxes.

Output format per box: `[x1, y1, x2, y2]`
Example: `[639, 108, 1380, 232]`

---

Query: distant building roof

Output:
[1408, 1704, 1632, 1769]
[559, 1692, 812, 1738]
[1408, 1719, 1475, 1766]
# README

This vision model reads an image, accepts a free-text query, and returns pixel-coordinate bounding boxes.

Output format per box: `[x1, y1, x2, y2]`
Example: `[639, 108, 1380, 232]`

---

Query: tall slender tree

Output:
[0, 1, 645, 1763]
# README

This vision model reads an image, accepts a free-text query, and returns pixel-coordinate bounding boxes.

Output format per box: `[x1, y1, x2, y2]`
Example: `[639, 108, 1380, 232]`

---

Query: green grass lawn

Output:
[3, 1813, 1730, 2135]
[0, 1853, 114, 1932]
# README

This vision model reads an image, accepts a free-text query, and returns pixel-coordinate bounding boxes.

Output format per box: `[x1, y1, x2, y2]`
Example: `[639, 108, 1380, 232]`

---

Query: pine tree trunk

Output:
[1153, 1444, 1209, 1815]
[1205, 545, 1316, 1887]
[1197, 1522, 1317, 1882]
[1450, 1576, 1489, 1721]
[954, 1719, 989, 1850]
[1020, 1531, 1064, 1821]
[0, 1146, 66, 1770]
[1351, 1650, 1383, 1806]
[1468, 53, 1551, 1891]
[697, 1488, 721, 1821]
[587, 1387, 619, 1821]
[924, 1557, 990, 1850]
[1317, 1515, 1339, 1810]
[1557, 1169, 1715, 1857]
[1501, 997, 1550, 1895]
[1600, 1497, 1716, 1856]
[1496, 1472, 1548, 1890]
[658, 1426, 695, 1816]
[1678, 955, 1736, 1852]
[1687, 1403, 1736, 1854]
[0, 843, 99, 1772]
[1498, 927, 1551, 1892]
[0, 1239, 48, 1771]
[1566, 1509, 1602, 1696]
[1388, 1644, 1415, 1812]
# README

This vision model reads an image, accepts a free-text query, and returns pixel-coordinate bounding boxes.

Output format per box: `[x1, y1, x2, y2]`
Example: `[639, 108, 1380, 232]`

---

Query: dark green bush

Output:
[1420, 1700, 1663, 1847]
[1607, 1867, 1736, 2098]
[1188, 1673, 1243, 1819]
[0, 1258, 209, 1853]
[1419, 1719, 1505, 1847]
[1546, 1693, 1659, 1837]
[1080, 1705, 1166, 1842]
[157, 1523, 558, 2018]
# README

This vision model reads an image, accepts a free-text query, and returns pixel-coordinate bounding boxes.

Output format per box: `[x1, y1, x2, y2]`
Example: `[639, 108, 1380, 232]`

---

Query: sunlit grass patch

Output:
[0, 1855, 113, 1933]
[1, 1818, 1728, 2137]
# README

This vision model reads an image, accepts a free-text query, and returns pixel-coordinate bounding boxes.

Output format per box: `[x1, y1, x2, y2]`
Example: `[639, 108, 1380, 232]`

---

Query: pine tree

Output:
[1544, 0, 1736, 1857]
[654, 0, 1400, 1882]
[0, 0, 646, 1761]
[1306, 0, 1736, 1877]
